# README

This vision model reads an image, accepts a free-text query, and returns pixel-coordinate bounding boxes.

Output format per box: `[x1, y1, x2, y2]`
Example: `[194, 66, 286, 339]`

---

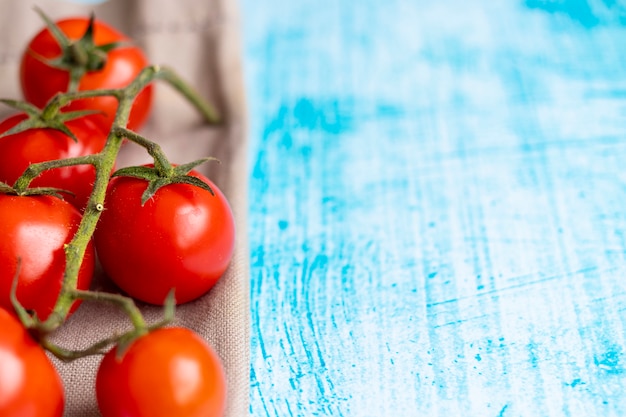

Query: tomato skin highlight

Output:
[94, 169, 235, 305]
[0, 307, 65, 417]
[0, 113, 109, 211]
[96, 327, 226, 417]
[20, 17, 152, 132]
[0, 194, 95, 320]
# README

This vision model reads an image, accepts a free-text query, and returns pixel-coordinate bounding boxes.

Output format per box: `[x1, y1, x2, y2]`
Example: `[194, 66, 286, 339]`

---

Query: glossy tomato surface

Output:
[20, 17, 152, 131]
[0, 308, 64, 417]
[96, 327, 226, 417]
[94, 169, 235, 305]
[0, 194, 95, 320]
[0, 113, 109, 211]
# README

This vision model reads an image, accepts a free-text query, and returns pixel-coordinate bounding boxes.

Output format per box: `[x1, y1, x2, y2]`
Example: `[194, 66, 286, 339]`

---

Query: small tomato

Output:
[0, 194, 95, 320]
[20, 16, 152, 131]
[96, 327, 226, 417]
[94, 168, 235, 305]
[0, 307, 64, 417]
[0, 113, 109, 211]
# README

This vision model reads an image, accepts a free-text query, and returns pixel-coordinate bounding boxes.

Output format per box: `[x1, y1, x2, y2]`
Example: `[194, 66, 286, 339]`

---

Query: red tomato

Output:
[94, 168, 235, 305]
[20, 17, 152, 132]
[0, 307, 64, 417]
[0, 113, 109, 211]
[0, 194, 95, 321]
[96, 327, 226, 417]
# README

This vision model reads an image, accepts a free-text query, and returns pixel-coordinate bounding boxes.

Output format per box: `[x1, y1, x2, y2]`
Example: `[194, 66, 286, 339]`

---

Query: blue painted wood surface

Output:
[241, 1, 626, 415]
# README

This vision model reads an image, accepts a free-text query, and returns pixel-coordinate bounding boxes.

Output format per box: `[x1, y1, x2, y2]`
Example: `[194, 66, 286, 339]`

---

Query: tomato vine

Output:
[3, 64, 220, 360]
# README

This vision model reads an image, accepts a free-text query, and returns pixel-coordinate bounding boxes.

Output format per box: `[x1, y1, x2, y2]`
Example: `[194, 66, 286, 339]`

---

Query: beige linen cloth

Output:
[0, 0, 250, 416]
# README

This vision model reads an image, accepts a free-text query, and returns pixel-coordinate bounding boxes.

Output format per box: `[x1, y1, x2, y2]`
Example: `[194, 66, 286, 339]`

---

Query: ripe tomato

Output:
[0, 194, 95, 321]
[0, 113, 109, 211]
[20, 17, 152, 132]
[0, 307, 64, 417]
[94, 168, 235, 305]
[96, 327, 226, 417]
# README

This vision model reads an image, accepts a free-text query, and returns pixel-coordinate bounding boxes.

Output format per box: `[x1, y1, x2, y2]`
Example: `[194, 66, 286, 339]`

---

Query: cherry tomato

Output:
[94, 168, 235, 305]
[0, 194, 95, 321]
[20, 17, 152, 132]
[0, 307, 64, 417]
[96, 327, 226, 417]
[0, 113, 109, 211]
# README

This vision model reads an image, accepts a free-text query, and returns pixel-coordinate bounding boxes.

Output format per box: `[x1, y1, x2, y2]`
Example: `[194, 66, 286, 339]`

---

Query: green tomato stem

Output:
[38, 289, 175, 362]
[70, 289, 148, 330]
[12, 155, 98, 192]
[112, 126, 174, 175]
[153, 65, 221, 124]
[41, 330, 120, 362]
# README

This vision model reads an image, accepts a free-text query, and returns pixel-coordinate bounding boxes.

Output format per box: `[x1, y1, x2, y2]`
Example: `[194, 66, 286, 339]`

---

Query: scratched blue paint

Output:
[526, 0, 626, 27]
[242, 0, 626, 416]
[525, 0, 600, 27]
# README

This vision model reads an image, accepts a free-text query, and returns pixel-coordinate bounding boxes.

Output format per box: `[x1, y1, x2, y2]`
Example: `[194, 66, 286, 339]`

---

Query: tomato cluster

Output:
[0, 11, 231, 417]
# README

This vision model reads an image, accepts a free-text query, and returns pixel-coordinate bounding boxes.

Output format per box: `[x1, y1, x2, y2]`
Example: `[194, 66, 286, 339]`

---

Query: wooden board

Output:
[242, 1, 626, 415]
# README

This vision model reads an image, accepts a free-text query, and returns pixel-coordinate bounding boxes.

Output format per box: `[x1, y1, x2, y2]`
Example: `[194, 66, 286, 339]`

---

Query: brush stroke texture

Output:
[242, 1, 626, 415]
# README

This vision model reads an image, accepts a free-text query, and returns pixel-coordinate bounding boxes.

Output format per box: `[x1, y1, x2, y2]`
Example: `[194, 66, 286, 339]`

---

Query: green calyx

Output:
[0, 181, 73, 200]
[113, 158, 217, 205]
[33, 7, 126, 91]
[112, 126, 218, 205]
[0, 98, 98, 142]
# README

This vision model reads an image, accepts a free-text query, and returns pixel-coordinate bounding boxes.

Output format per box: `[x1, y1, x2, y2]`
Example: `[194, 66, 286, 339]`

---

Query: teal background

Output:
[241, 0, 626, 416]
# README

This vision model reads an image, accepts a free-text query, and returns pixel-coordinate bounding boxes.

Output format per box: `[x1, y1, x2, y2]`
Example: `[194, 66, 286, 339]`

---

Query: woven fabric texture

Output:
[0, 1, 250, 416]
